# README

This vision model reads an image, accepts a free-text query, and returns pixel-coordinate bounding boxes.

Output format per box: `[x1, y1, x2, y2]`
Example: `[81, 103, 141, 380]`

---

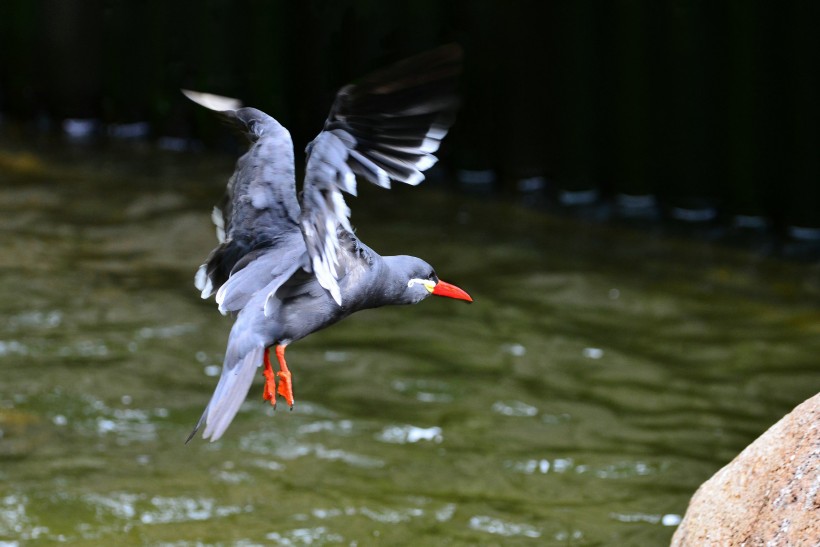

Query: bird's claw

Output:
[262, 345, 295, 410]
[277, 368, 294, 410]
[262, 362, 277, 405]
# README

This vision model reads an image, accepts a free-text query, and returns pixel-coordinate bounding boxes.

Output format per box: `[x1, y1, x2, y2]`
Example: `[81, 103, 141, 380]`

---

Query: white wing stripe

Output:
[299, 46, 460, 306]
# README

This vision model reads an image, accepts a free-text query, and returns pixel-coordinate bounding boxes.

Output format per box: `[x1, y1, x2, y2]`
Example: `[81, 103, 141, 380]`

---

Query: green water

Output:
[1, 142, 819, 546]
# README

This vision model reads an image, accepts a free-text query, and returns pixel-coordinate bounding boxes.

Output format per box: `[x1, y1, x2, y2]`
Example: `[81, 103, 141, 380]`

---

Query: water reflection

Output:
[491, 399, 538, 416]
[1, 143, 819, 544]
[469, 515, 542, 539]
[610, 512, 682, 527]
[377, 425, 443, 444]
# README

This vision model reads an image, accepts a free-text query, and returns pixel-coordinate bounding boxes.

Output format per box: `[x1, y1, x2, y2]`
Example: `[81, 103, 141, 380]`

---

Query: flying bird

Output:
[184, 45, 471, 442]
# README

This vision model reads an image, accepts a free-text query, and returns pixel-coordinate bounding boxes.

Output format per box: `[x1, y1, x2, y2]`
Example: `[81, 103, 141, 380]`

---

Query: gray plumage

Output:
[185, 45, 463, 442]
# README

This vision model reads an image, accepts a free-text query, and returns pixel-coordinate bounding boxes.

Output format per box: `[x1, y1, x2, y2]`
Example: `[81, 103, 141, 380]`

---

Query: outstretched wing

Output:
[299, 44, 462, 305]
[184, 90, 303, 311]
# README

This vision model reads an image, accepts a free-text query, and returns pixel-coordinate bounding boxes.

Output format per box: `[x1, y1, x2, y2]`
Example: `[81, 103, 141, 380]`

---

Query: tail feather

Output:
[186, 345, 264, 443]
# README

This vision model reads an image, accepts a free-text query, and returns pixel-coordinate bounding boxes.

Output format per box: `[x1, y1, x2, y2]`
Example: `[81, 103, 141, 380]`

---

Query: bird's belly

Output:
[274, 295, 352, 344]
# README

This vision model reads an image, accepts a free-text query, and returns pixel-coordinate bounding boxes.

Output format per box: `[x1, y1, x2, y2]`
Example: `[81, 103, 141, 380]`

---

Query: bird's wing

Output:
[214, 232, 307, 314]
[299, 44, 462, 305]
[183, 90, 302, 304]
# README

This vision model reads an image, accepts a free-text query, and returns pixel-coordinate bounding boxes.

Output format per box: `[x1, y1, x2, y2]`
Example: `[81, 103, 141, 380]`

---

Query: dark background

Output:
[2, 1, 819, 238]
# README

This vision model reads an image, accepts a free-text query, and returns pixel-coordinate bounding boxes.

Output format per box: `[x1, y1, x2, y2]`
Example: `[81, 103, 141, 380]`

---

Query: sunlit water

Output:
[1, 141, 819, 545]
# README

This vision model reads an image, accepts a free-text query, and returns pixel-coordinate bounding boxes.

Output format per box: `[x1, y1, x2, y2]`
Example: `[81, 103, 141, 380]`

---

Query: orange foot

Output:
[275, 344, 295, 410]
[262, 348, 277, 404]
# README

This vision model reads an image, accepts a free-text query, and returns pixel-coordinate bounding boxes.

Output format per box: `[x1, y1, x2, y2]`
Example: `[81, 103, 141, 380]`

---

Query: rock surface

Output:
[672, 393, 820, 546]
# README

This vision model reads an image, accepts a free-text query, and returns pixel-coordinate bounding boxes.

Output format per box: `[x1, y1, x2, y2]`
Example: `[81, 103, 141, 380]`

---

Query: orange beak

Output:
[431, 280, 473, 302]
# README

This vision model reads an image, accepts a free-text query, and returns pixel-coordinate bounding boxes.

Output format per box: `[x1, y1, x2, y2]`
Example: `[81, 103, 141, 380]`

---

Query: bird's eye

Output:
[427, 271, 437, 280]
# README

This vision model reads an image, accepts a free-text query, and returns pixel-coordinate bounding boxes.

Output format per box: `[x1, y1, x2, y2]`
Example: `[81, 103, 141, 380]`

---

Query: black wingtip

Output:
[320, 43, 464, 190]
[379, 43, 463, 76]
[348, 43, 463, 99]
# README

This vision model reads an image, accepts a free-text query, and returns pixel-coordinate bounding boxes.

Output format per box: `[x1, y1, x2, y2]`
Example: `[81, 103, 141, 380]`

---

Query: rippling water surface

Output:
[1, 141, 819, 545]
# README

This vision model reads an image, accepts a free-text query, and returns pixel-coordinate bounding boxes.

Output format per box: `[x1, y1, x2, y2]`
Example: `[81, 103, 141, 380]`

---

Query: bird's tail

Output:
[186, 345, 264, 443]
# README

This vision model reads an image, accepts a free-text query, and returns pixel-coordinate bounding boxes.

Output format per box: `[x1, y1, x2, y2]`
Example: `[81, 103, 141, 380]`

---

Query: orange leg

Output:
[262, 348, 277, 405]
[275, 344, 294, 410]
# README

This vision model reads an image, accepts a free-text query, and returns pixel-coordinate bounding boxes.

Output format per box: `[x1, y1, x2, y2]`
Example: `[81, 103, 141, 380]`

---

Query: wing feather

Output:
[183, 90, 302, 301]
[299, 45, 462, 304]
[214, 232, 305, 314]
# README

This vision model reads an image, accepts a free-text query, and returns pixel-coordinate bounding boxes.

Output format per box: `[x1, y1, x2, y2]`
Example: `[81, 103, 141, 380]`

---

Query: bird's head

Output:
[385, 256, 473, 305]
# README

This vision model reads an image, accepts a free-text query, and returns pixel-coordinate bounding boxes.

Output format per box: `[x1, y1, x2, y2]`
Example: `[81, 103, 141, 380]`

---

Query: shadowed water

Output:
[1, 141, 819, 545]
